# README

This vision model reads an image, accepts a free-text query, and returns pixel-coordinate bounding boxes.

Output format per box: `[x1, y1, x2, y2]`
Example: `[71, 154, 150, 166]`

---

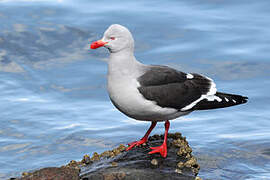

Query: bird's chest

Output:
[107, 75, 144, 115]
[107, 75, 177, 121]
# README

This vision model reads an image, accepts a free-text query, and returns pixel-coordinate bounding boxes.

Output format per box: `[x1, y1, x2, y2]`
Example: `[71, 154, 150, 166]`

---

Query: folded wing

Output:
[137, 65, 247, 111]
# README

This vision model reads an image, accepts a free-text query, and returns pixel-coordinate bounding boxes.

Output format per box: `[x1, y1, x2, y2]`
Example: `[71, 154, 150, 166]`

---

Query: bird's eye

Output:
[110, 37, 116, 40]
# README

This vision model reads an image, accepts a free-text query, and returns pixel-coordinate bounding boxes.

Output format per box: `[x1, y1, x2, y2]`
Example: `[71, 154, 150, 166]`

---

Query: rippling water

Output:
[0, 0, 270, 179]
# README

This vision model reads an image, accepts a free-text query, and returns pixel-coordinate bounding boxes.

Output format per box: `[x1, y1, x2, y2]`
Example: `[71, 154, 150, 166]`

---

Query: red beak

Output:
[90, 40, 108, 49]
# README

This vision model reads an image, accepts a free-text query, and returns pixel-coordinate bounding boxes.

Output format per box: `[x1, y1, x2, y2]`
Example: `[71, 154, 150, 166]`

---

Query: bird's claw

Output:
[149, 146, 160, 150]
[126, 138, 147, 151]
[148, 143, 167, 157]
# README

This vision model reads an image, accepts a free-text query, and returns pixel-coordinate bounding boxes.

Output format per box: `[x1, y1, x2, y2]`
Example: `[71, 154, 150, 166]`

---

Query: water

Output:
[0, 0, 270, 179]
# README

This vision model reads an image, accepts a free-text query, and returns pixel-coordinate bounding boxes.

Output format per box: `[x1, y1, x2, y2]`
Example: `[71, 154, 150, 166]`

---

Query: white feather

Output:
[181, 75, 220, 111]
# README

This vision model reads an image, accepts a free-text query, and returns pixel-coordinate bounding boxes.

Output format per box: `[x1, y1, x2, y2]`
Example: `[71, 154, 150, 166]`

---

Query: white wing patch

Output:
[205, 77, 217, 96]
[181, 75, 222, 111]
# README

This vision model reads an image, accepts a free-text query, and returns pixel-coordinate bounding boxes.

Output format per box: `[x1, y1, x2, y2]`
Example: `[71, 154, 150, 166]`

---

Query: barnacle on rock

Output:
[14, 133, 200, 180]
[91, 152, 100, 161]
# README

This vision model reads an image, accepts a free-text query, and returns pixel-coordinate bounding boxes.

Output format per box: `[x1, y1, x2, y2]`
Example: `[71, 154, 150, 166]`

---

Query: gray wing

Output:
[137, 65, 213, 111]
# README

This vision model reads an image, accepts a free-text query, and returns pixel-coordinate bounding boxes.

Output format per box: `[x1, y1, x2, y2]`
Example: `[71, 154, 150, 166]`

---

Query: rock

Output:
[12, 133, 200, 180]
[80, 133, 200, 180]
[175, 168, 183, 174]
[90, 152, 100, 161]
[177, 161, 185, 168]
[103, 172, 126, 180]
[111, 162, 118, 167]
[81, 155, 91, 165]
[16, 167, 80, 180]
[21, 172, 30, 177]
[151, 158, 158, 166]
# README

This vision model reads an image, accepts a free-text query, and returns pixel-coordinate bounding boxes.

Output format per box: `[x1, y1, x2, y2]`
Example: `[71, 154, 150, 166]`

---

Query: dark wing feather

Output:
[193, 92, 248, 110]
[137, 65, 213, 110]
[138, 65, 187, 86]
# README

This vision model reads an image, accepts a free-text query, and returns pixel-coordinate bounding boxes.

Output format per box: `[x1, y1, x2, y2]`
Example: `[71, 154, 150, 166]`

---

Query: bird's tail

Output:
[193, 92, 248, 110]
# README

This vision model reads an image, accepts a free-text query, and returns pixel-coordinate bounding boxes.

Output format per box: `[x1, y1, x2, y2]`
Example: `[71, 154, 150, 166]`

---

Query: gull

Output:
[90, 24, 248, 157]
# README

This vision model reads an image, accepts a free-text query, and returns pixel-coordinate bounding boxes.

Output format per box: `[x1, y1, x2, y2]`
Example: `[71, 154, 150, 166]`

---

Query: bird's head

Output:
[90, 24, 134, 53]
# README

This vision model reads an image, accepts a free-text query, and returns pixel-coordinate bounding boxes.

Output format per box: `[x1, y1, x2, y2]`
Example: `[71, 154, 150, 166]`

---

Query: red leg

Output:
[148, 120, 170, 158]
[126, 121, 157, 151]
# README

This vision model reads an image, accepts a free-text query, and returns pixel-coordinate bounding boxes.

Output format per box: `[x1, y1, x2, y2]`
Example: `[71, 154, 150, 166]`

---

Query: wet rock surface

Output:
[15, 167, 80, 180]
[12, 133, 200, 180]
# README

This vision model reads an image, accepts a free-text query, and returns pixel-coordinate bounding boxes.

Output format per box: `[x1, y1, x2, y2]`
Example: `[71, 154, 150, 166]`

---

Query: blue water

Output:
[0, 0, 270, 179]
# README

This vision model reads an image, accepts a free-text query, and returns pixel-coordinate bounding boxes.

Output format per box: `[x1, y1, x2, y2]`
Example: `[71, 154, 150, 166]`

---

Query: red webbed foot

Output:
[126, 138, 147, 151]
[148, 142, 167, 157]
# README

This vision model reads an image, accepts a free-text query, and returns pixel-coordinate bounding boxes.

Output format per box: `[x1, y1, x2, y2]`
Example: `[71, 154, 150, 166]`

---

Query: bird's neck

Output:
[108, 50, 144, 77]
[110, 48, 134, 60]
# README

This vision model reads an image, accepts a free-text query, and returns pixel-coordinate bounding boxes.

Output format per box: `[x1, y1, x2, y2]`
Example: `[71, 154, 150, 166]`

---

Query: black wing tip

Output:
[193, 93, 248, 110]
[228, 94, 248, 105]
[241, 96, 248, 104]
[218, 92, 248, 104]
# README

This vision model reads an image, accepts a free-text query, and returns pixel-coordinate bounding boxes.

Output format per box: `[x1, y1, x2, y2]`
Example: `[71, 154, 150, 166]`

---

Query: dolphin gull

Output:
[90, 24, 248, 157]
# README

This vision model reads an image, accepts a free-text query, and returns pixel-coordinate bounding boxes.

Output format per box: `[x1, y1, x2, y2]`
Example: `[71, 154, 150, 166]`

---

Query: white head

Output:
[90, 24, 134, 53]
